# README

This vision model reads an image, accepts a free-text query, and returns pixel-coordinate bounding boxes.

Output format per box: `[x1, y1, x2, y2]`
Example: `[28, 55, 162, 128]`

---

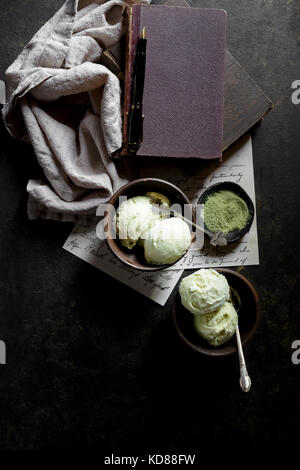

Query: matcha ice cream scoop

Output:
[115, 195, 167, 250]
[193, 301, 238, 346]
[179, 268, 229, 315]
[143, 217, 192, 265]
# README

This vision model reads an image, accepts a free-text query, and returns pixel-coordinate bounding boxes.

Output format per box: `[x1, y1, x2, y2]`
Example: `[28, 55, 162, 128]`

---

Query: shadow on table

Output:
[142, 315, 239, 408]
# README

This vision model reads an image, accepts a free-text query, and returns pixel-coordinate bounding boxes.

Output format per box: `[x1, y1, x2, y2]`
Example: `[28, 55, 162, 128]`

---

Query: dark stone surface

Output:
[0, 0, 299, 456]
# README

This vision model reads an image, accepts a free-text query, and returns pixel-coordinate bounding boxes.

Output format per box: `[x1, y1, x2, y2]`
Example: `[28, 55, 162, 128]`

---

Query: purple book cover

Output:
[123, 5, 226, 159]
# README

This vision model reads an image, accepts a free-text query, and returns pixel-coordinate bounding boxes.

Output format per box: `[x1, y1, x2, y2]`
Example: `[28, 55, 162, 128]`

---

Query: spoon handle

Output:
[236, 325, 251, 392]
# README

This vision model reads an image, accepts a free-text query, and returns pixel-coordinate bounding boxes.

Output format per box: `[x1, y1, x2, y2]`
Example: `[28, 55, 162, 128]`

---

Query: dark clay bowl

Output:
[104, 178, 192, 271]
[172, 268, 259, 357]
[197, 181, 255, 244]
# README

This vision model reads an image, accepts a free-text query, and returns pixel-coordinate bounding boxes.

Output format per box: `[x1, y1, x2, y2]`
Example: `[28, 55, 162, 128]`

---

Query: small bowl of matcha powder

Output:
[198, 182, 255, 244]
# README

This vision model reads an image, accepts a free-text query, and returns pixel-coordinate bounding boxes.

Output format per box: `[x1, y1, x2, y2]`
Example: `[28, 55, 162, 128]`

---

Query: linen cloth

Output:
[3, 0, 149, 223]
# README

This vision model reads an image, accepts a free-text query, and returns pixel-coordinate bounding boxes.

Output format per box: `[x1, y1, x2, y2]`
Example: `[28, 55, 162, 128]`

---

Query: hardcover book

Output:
[163, 0, 273, 151]
[122, 5, 227, 159]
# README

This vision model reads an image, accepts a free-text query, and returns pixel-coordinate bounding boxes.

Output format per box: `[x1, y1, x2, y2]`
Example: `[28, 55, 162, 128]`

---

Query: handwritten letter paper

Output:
[63, 224, 183, 306]
[167, 134, 259, 270]
[63, 135, 259, 305]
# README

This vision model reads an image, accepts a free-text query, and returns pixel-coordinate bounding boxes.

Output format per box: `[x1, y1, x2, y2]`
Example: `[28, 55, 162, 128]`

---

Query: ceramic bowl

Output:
[104, 178, 192, 271]
[172, 268, 259, 357]
[197, 181, 255, 244]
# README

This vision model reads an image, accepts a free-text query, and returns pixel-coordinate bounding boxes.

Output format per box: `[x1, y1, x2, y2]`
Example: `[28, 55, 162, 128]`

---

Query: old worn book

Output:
[222, 50, 272, 150]
[117, 0, 272, 158]
[165, 0, 273, 151]
[122, 4, 227, 159]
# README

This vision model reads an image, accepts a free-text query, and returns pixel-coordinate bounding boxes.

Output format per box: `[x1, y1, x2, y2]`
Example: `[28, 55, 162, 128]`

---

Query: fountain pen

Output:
[127, 27, 147, 154]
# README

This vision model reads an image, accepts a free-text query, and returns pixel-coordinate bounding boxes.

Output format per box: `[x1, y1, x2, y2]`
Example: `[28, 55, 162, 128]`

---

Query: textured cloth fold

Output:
[3, 0, 149, 223]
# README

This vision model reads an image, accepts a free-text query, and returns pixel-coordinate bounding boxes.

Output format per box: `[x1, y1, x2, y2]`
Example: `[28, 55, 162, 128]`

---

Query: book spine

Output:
[121, 5, 141, 156]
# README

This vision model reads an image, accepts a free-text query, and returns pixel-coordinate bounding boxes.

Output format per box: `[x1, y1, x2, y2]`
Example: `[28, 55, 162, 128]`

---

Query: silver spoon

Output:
[230, 286, 252, 392]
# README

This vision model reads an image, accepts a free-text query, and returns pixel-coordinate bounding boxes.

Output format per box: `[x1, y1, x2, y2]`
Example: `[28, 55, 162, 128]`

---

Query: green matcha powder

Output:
[204, 190, 249, 234]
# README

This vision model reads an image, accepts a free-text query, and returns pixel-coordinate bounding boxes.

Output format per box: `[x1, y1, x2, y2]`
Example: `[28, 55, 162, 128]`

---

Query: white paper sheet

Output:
[63, 134, 259, 305]
[166, 134, 259, 269]
[63, 224, 182, 306]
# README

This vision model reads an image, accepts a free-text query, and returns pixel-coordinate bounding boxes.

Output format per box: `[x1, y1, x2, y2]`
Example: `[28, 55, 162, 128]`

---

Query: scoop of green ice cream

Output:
[115, 196, 158, 249]
[143, 217, 192, 265]
[115, 193, 170, 250]
[179, 268, 229, 315]
[193, 301, 238, 346]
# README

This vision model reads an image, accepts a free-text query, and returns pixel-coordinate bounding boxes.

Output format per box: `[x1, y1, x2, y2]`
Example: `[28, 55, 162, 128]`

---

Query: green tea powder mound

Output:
[204, 190, 249, 234]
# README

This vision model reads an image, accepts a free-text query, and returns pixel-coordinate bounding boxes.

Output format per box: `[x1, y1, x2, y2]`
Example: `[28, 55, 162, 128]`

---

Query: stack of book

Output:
[101, 0, 272, 159]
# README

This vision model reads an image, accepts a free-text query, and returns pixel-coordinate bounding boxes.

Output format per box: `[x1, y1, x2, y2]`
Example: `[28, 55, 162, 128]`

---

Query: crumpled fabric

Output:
[3, 0, 149, 224]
